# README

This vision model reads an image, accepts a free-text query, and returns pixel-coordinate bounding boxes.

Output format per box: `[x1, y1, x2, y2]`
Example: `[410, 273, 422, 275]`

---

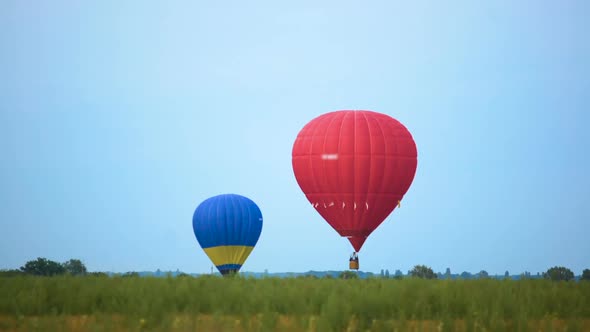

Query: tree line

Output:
[0, 257, 95, 276]
[402, 265, 590, 282]
[1, 258, 590, 282]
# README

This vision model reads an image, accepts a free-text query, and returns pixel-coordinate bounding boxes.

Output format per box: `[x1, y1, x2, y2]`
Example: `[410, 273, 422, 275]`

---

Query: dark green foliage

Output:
[62, 259, 87, 276]
[544, 266, 575, 281]
[410, 265, 437, 279]
[18, 258, 89, 277]
[19, 258, 66, 276]
[581, 269, 590, 281]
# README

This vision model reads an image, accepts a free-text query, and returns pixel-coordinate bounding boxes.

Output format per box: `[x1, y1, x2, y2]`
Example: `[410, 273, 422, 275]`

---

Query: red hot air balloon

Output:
[291, 110, 417, 268]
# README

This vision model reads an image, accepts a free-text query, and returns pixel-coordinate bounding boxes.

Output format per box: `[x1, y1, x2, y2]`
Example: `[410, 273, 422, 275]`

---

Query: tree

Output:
[582, 269, 590, 281]
[385, 269, 390, 278]
[544, 266, 574, 281]
[460, 271, 472, 279]
[380, 269, 385, 277]
[445, 268, 451, 279]
[409, 265, 437, 279]
[504, 271, 510, 278]
[478, 270, 489, 279]
[20, 257, 65, 276]
[63, 259, 87, 276]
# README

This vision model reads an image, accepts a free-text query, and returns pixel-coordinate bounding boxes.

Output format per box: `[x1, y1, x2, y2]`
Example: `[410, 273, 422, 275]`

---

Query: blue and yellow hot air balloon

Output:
[192, 194, 263, 276]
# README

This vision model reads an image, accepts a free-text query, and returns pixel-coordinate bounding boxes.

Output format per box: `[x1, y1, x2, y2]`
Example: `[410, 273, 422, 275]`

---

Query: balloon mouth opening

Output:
[220, 269, 239, 276]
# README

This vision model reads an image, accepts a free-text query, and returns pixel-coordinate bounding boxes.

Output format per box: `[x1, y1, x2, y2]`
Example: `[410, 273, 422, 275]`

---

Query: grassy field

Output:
[0, 275, 589, 331]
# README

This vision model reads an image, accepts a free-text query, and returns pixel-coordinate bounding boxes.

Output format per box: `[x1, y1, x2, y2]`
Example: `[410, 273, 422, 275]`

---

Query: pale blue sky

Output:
[1, 0, 588, 275]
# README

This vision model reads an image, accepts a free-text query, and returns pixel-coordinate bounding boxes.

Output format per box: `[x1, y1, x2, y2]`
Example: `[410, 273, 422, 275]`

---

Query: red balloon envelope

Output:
[291, 110, 418, 252]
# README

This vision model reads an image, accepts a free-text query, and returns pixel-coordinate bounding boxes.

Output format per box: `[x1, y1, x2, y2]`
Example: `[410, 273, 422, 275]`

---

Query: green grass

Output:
[0, 275, 589, 331]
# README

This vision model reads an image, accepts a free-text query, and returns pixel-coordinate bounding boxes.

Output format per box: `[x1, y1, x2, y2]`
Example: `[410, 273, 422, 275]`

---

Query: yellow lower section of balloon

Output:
[203, 245, 255, 266]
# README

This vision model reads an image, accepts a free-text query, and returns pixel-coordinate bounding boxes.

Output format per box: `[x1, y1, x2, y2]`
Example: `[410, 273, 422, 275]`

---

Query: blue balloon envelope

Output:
[192, 194, 263, 275]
